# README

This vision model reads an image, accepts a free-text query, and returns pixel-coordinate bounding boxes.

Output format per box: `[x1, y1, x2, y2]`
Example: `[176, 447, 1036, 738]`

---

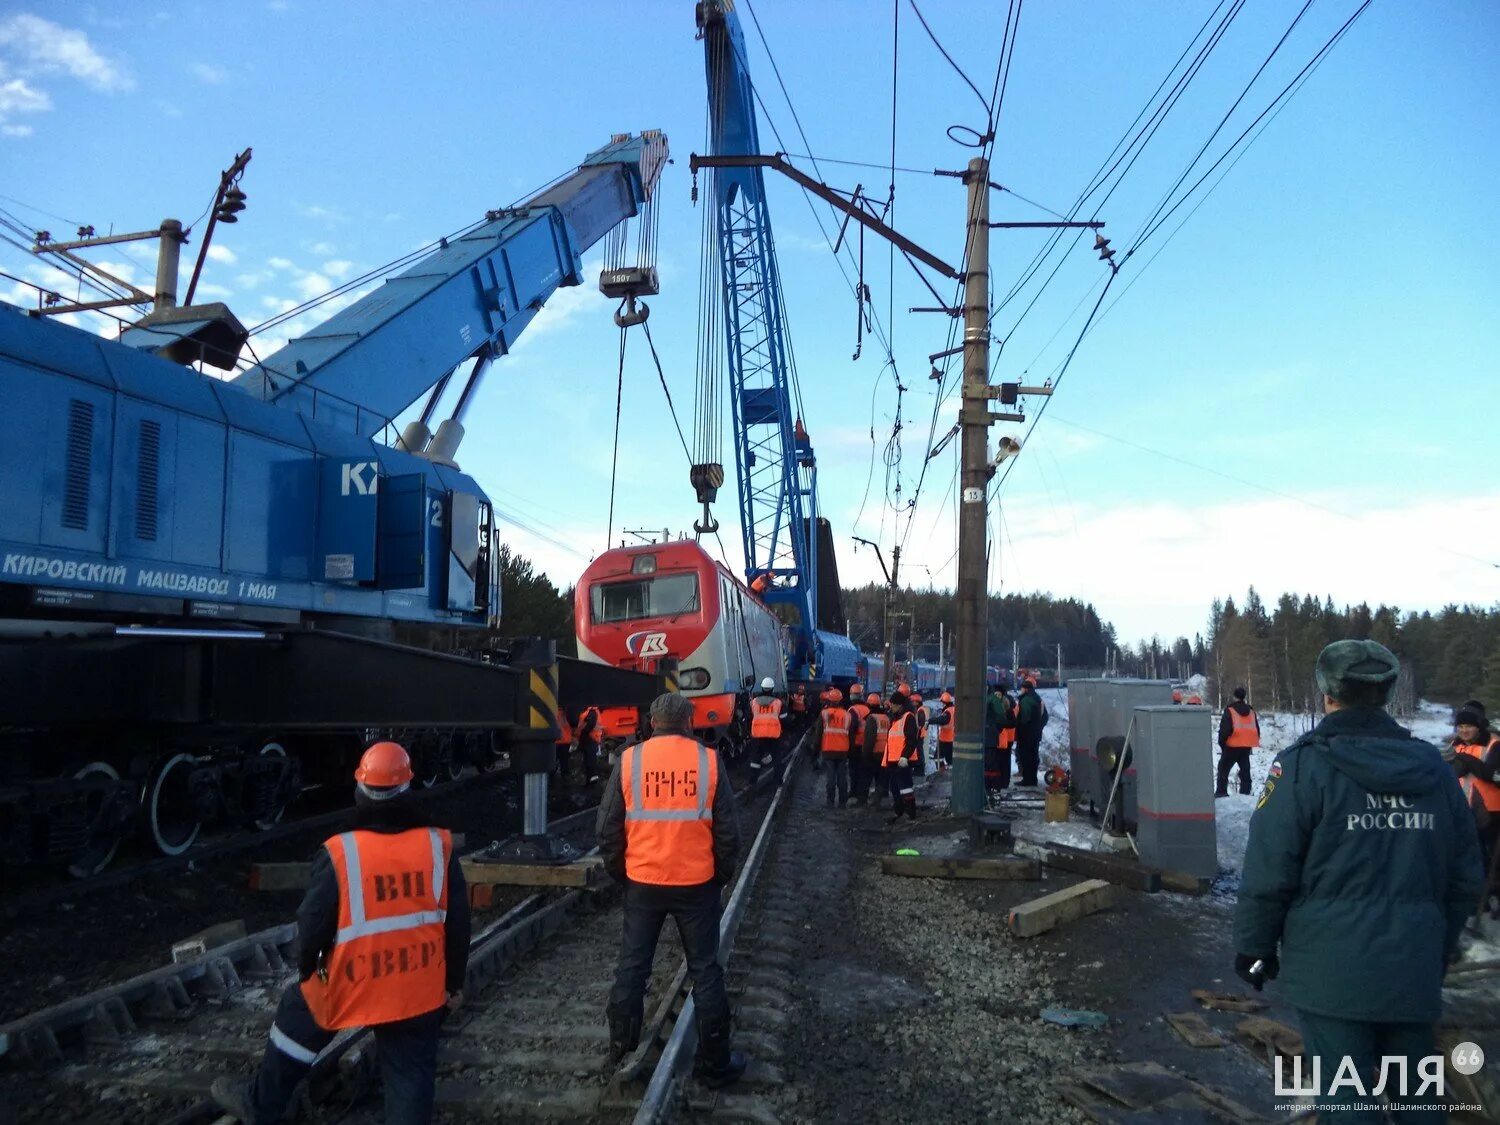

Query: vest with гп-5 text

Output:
[621, 734, 719, 885]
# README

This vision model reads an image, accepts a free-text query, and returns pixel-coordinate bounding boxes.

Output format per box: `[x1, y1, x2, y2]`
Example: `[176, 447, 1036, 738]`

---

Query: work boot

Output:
[210, 1076, 256, 1124]
[606, 1015, 642, 1070]
[695, 1028, 748, 1089]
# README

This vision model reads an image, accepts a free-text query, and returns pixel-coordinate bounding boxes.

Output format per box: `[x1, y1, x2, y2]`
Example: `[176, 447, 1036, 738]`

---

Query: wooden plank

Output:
[1233, 1015, 1304, 1067]
[250, 833, 467, 890]
[1191, 989, 1266, 1013]
[1165, 1011, 1223, 1049]
[1158, 869, 1209, 896]
[461, 855, 603, 889]
[879, 854, 1040, 881]
[1008, 879, 1116, 938]
[1035, 842, 1161, 892]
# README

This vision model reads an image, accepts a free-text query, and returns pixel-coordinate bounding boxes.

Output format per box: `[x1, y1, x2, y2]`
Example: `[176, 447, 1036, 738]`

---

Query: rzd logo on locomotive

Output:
[626, 631, 670, 658]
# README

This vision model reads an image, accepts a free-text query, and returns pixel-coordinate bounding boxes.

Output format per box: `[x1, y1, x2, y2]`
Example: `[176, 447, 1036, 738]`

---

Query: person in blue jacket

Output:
[1233, 639, 1483, 1121]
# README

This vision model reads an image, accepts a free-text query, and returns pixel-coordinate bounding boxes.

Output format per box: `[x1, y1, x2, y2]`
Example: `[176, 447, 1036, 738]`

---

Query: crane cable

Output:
[605, 326, 627, 553]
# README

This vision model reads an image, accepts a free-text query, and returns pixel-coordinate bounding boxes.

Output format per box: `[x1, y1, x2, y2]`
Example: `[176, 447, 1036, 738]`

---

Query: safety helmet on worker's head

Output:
[760, 677, 775, 692]
[940, 692, 953, 704]
[826, 687, 844, 703]
[866, 693, 881, 706]
[354, 741, 413, 798]
[850, 683, 864, 698]
[897, 681, 912, 696]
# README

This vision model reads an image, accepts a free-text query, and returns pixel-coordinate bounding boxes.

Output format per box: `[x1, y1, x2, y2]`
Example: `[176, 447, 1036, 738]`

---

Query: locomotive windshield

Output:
[591, 573, 700, 623]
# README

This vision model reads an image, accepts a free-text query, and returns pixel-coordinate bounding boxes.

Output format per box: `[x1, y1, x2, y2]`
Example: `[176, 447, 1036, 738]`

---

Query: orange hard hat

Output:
[941, 692, 953, 704]
[866, 693, 880, 706]
[355, 741, 413, 788]
[897, 681, 912, 695]
[827, 687, 844, 702]
[912, 693, 923, 703]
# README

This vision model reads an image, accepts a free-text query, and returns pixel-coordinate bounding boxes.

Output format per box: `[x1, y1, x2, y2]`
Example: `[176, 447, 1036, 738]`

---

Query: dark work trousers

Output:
[911, 730, 927, 777]
[938, 737, 954, 767]
[1216, 747, 1253, 795]
[607, 880, 731, 1059]
[888, 760, 916, 819]
[579, 737, 601, 783]
[848, 745, 867, 801]
[871, 756, 888, 806]
[985, 742, 1012, 792]
[247, 982, 444, 1125]
[749, 736, 781, 773]
[823, 754, 849, 805]
[1296, 1010, 1441, 1122]
[1015, 730, 1042, 786]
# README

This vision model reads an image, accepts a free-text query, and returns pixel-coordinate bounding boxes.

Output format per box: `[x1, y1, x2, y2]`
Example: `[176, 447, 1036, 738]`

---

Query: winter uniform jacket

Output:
[296, 801, 471, 996]
[1218, 700, 1260, 749]
[1233, 707, 1484, 1023]
[596, 737, 742, 886]
[1016, 689, 1047, 738]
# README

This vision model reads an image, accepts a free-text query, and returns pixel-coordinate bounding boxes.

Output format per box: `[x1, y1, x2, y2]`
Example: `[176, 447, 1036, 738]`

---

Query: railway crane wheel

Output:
[65, 761, 129, 879]
[251, 742, 292, 831]
[145, 753, 202, 857]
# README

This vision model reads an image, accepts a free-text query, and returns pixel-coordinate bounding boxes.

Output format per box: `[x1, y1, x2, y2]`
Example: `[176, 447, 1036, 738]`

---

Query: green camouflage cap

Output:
[1315, 639, 1400, 697]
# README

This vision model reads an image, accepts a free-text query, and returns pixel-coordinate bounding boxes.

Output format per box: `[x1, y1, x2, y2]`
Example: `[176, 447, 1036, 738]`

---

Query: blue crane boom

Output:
[697, 0, 858, 685]
[232, 132, 668, 442]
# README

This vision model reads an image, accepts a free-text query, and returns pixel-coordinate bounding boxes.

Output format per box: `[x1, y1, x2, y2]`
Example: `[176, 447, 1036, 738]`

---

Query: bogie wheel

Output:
[66, 761, 129, 879]
[252, 742, 292, 831]
[146, 752, 202, 857]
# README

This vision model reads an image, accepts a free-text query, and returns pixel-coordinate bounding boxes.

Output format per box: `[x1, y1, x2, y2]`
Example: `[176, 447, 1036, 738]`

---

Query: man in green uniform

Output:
[1234, 640, 1483, 1121]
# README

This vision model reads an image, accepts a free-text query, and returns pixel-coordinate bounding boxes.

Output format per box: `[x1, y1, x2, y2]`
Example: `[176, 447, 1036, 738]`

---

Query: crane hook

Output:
[614, 295, 650, 329]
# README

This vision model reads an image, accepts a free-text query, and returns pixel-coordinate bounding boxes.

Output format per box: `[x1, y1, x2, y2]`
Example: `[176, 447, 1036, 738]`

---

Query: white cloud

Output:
[307, 241, 336, 256]
[322, 258, 354, 280]
[267, 0, 291, 10]
[190, 62, 227, 84]
[0, 70, 50, 132]
[154, 98, 181, 118]
[0, 14, 132, 92]
[195, 282, 232, 299]
[1, 121, 33, 136]
[266, 256, 295, 270]
[205, 244, 237, 264]
[295, 203, 347, 224]
[513, 261, 607, 351]
[294, 272, 330, 300]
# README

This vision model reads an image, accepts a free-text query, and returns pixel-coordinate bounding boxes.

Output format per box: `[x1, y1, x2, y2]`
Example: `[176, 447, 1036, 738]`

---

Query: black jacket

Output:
[596, 735, 741, 885]
[296, 800, 470, 994]
[1218, 700, 1260, 749]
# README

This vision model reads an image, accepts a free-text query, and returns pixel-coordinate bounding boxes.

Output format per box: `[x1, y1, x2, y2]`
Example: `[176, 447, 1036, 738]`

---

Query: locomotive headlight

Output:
[631, 554, 657, 575]
[679, 667, 710, 690]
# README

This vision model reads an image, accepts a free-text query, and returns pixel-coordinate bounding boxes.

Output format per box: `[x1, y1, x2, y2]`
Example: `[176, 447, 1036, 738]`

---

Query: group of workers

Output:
[982, 677, 1049, 792]
[750, 676, 949, 821]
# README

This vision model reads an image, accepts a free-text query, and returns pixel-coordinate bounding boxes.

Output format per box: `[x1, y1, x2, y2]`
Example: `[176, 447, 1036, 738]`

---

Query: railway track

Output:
[0, 751, 807, 1124]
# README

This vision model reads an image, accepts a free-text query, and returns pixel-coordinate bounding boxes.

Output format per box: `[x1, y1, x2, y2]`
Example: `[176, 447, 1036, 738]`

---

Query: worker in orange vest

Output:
[1216, 687, 1261, 797]
[935, 692, 955, 770]
[987, 688, 1017, 794]
[598, 693, 746, 1087]
[747, 677, 783, 775]
[884, 692, 920, 821]
[846, 685, 870, 804]
[1450, 700, 1500, 900]
[212, 742, 468, 1125]
[910, 693, 929, 777]
[863, 693, 890, 809]
[788, 684, 809, 743]
[816, 688, 854, 807]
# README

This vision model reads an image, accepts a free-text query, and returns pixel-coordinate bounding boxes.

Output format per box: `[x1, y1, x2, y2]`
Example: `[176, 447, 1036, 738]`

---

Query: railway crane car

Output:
[0, 132, 669, 876]
[575, 540, 784, 753]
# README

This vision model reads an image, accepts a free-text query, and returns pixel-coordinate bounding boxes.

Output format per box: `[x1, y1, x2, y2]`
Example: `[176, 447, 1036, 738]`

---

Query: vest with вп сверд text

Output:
[300, 827, 451, 1030]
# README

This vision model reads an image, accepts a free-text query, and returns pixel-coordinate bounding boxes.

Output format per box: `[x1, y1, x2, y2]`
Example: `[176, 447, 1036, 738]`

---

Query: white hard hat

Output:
[761, 677, 775, 691]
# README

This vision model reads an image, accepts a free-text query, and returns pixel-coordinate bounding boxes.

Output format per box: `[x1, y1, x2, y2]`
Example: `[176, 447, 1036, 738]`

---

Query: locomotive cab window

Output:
[591, 572, 700, 623]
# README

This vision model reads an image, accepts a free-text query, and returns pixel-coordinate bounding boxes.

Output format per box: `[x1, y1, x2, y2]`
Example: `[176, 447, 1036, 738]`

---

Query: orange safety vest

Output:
[938, 705, 955, 745]
[578, 706, 601, 743]
[1225, 707, 1259, 749]
[301, 827, 451, 1030]
[749, 697, 783, 739]
[621, 735, 719, 885]
[848, 703, 870, 751]
[870, 713, 890, 761]
[820, 706, 851, 755]
[885, 715, 915, 766]
[1458, 737, 1500, 813]
[997, 700, 1016, 750]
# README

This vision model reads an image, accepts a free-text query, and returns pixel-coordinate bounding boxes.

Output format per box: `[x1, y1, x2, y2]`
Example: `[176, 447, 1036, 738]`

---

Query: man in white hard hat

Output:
[747, 677, 784, 774]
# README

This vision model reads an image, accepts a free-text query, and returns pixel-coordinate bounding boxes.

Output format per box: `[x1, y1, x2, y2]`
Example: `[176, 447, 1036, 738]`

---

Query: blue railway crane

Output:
[694, 0, 858, 688]
[0, 133, 669, 874]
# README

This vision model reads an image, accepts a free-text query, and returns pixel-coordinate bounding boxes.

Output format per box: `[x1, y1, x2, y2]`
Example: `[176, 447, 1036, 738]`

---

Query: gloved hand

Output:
[1234, 953, 1279, 991]
[1453, 754, 1473, 776]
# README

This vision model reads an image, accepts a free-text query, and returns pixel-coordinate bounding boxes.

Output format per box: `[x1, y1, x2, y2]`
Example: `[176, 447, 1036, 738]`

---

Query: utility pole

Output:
[950, 156, 993, 814]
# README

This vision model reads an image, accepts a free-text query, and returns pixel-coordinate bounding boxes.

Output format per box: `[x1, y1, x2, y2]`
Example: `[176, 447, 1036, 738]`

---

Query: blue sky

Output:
[1, 1, 1495, 645]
